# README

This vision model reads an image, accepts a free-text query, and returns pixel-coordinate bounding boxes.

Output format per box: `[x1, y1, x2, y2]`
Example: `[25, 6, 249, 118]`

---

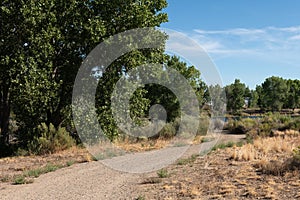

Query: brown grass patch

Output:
[115, 138, 170, 152]
[229, 134, 300, 176]
[230, 135, 299, 162]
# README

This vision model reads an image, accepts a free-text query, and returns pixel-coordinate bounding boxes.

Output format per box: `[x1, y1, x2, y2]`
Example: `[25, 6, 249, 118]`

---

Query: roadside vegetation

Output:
[137, 120, 300, 199]
[1, 0, 299, 159]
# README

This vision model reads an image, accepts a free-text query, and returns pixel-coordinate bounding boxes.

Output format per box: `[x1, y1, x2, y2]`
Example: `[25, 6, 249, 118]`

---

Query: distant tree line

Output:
[220, 76, 300, 114]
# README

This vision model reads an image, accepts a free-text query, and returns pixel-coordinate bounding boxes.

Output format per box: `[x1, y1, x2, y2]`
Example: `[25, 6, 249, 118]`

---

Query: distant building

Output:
[244, 97, 250, 108]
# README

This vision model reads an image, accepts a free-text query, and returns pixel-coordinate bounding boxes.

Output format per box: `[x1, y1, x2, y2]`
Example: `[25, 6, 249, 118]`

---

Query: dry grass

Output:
[135, 132, 300, 199]
[0, 146, 92, 184]
[230, 133, 299, 162]
[231, 143, 257, 161]
[253, 136, 294, 154]
[115, 138, 170, 153]
[273, 129, 299, 137]
[229, 133, 300, 176]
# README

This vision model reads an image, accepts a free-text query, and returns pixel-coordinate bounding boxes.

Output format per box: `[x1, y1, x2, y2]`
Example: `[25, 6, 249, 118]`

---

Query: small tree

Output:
[226, 79, 246, 114]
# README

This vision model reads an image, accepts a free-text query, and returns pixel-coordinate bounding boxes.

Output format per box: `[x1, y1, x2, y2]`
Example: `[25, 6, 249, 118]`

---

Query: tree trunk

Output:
[0, 84, 10, 146]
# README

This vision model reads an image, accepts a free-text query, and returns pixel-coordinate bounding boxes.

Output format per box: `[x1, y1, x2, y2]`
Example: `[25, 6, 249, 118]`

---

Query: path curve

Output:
[0, 133, 245, 200]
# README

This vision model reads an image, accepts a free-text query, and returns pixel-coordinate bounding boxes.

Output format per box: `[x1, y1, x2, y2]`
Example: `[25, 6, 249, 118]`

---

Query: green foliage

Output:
[24, 164, 62, 178]
[226, 118, 259, 134]
[13, 175, 26, 185]
[177, 154, 198, 165]
[0, 0, 169, 153]
[285, 79, 300, 109]
[211, 141, 235, 151]
[66, 160, 75, 167]
[28, 123, 75, 155]
[197, 115, 210, 135]
[249, 90, 259, 108]
[226, 79, 247, 114]
[291, 146, 300, 171]
[95, 54, 206, 141]
[157, 168, 169, 178]
[158, 121, 177, 139]
[226, 114, 300, 138]
[136, 195, 146, 200]
[259, 76, 288, 111]
[293, 146, 300, 161]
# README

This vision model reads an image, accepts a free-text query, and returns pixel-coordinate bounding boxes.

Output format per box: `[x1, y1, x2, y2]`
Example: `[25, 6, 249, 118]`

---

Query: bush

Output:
[226, 118, 259, 134]
[158, 122, 177, 139]
[28, 123, 76, 155]
[292, 146, 300, 167]
[226, 114, 300, 139]
[157, 168, 169, 178]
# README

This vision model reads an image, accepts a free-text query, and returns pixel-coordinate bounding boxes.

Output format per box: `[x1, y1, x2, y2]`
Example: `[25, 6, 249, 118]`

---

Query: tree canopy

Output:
[0, 0, 170, 153]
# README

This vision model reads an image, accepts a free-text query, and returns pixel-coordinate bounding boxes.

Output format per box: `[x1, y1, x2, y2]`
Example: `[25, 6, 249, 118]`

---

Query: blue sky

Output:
[161, 0, 300, 89]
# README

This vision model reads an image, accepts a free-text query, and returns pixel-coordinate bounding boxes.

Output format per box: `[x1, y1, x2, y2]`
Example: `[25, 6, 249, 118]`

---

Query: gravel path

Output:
[1, 162, 140, 200]
[0, 133, 245, 200]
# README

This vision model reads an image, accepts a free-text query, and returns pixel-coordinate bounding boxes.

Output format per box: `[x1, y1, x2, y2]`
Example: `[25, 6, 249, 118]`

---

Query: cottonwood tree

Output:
[0, 0, 168, 147]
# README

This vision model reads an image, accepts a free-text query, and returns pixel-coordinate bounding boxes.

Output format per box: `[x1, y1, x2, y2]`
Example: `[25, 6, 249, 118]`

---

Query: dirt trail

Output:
[0, 133, 245, 200]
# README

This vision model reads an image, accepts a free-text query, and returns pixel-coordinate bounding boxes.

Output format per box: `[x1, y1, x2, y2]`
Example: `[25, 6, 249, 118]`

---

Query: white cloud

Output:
[268, 26, 300, 33]
[189, 26, 300, 57]
[289, 35, 300, 40]
[194, 28, 265, 36]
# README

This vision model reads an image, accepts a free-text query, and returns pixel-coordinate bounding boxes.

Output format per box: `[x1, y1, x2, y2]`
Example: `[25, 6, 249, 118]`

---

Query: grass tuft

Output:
[157, 168, 169, 178]
[177, 154, 199, 165]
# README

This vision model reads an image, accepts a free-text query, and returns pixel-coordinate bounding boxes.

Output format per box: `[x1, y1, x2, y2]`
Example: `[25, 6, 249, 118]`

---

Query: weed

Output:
[177, 154, 198, 165]
[13, 175, 26, 185]
[157, 168, 169, 178]
[66, 160, 75, 166]
[24, 164, 63, 179]
[141, 177, 162, 184]
[136, 195, 146, 200]
[201, 137, 210, 143]
[1, 175, 10, 182]
[212, 141, 235, 151]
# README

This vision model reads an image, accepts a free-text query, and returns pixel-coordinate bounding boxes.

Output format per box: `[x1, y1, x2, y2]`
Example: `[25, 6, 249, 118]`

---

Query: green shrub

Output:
[155, 115, 210, 139]
[158, 122, 177, 139]
[197, 116, 210, 135]
[212, 141, 235, 151]
[23, 164, 63, 179]
[177, 154, 198, 165]
[157, 168, 169, 178]
[13, 175, 26, 185]
[28, 123, 76, 155]
[293, 146, 300, 163]
[226, 114, 300, 139]
[226, 118, 258, 134]
[136, 195, 145, 200]
[286, 117, 300, 131]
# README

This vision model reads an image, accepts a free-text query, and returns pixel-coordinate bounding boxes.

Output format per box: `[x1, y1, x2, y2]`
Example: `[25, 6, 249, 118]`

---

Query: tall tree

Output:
[285, 79, 300, 110]
[1, 0, 168, 146]
[225, 79, 246, 114]
[0, 0, 25, 147]
[248, 90, 259, 108]
[260, 76, 288, 111]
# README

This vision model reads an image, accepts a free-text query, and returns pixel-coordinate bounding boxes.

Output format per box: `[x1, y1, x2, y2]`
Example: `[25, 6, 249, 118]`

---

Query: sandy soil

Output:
[0, 133, 249, 200]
